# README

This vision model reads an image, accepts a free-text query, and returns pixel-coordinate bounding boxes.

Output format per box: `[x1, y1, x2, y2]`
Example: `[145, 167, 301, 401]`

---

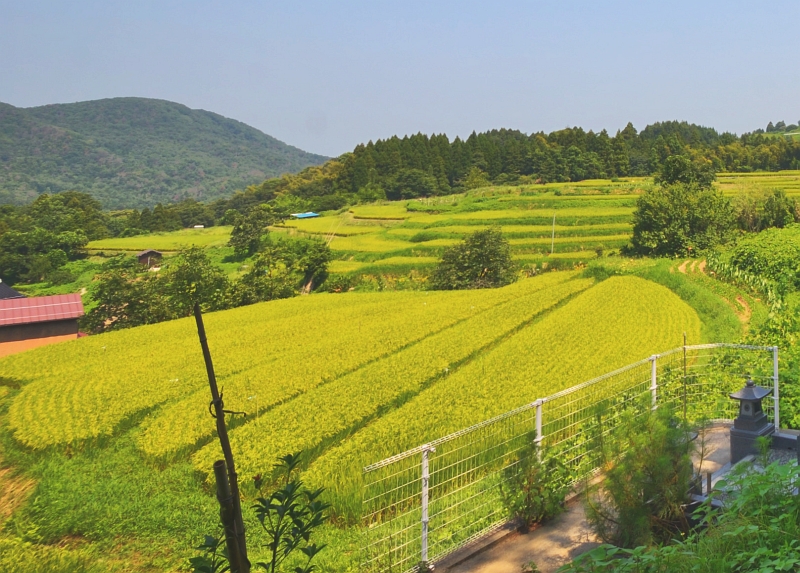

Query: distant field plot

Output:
[326, 235, 416, 252]
[88, 226, 233, 251]
[716, 170, 800, 195]
[350, 204, 410, 219]
[279, 216, 383, 236]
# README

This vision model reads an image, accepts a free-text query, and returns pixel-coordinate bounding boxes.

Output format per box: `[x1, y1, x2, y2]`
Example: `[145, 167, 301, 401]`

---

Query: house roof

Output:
[0, 281, 25, 300]
[290, 212, 320, 219]
[0, 293, 84, 327]
[136, 249, 162, 257]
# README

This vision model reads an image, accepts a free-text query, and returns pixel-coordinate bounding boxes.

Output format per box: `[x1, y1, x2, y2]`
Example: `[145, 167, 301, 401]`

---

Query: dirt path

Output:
[677, 260, 689, 274]
[735, 295, 752, 324]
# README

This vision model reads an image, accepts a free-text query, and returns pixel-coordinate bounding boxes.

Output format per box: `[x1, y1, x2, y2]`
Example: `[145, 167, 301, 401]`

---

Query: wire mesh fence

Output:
[361, 343, 778, 573]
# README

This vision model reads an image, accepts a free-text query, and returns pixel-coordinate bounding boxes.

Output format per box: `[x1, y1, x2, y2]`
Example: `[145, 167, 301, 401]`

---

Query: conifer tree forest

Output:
[231, 121, 800, 213]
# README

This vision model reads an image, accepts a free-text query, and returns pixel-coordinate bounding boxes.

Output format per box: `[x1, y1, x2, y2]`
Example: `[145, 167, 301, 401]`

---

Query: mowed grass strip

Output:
[306, 276, 702, 512]
[192, 274, 592, 480]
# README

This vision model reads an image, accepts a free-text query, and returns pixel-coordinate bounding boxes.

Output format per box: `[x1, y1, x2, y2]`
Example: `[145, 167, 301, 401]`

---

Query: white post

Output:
[421, 445, 435, 565]
[773, 346, 780, 431]
[650, 355, 658, 410]
[534, 399, 544, 462]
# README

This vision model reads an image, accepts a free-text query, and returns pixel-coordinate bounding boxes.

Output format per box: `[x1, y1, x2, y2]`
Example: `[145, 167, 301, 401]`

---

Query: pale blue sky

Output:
[1, 1, 798, 157]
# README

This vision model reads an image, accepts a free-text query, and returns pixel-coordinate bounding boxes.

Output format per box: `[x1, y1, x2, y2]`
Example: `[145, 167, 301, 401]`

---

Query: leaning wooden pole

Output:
[194, 303, 250, 573]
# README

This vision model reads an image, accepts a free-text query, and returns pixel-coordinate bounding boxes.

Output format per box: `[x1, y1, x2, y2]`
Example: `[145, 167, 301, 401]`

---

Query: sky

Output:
[1, 1, 799, 157]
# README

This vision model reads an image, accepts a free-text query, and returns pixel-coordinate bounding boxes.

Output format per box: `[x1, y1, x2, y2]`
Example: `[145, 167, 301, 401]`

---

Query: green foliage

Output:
[189, 535, 230, 573]
[734, 188, 799, 232]
[386, 169, 439, 200]
[431, 227, 515, 290]
[583, 404, 695, 548]
[727, 224, 800, 291]
[252, 455, 329, 573]
[563, 455, 800, 573]
[229, 205, 286, 259]
[80, 268, 172, 333]
[0, 98, 327, 208]
[162, 247, 231, 316]
[653, 155, 716, 189]
[0, 192, 105, 284]
[629, 183, 735, 256]
[501, 436, 572, 528]
[463, 166, 491, 190]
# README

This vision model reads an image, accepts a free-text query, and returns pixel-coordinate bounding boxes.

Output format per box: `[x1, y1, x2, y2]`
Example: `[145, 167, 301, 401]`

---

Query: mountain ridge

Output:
[0, 97, 328, 209]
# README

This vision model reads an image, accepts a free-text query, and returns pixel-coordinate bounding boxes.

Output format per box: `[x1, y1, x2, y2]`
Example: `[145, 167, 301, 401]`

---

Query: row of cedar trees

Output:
[221, 121, 800, 212]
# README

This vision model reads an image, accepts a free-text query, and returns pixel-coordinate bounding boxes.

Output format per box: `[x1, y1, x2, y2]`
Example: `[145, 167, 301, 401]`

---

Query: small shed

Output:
[0, 293, 85, 357]
[0, 280, 25, 300]
[137, 249, 163, 268]
[290, 212, 320, 219]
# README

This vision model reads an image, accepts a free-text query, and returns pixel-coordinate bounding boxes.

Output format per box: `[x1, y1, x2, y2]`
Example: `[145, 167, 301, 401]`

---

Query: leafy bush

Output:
[191, 455, 328, 573]
[728, 224, 800, 291]
[431, 226, 515, 290]
[501, 435, 572, 529]
[628, 183, 735, 256]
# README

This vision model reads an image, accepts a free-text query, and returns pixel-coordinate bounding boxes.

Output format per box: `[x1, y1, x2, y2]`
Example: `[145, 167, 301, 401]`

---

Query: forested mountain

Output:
[233, 121, 800, 213]
[0, 98, 327, 208]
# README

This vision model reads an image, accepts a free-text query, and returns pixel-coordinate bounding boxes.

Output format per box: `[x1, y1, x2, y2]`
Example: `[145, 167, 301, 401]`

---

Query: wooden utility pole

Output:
[194, 303, 250, 573]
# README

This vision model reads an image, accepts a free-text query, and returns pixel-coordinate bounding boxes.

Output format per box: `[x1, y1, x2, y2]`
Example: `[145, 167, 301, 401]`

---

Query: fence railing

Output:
[361, 343, 779, 573]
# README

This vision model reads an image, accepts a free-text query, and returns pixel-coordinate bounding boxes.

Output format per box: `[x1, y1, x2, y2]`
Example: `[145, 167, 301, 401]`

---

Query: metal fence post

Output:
[421, 445, 435, 566]
[650, 355, 658, 410]
[773, 346, 780, 431]
[534, 399, 543, 462]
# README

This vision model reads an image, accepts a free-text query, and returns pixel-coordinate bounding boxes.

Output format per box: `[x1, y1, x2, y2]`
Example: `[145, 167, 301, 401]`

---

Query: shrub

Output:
[431, 227, 515, 290]
[501, 435, 572, 529]
[584, 404, 695, 548]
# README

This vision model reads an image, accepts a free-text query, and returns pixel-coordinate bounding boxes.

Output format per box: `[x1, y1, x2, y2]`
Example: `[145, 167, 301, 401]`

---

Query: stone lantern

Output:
[729, 379, 774, 464]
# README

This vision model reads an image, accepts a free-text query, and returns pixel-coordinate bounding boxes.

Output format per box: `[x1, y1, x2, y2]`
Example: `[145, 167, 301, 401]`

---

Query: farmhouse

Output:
[137, 249, 163, 268]
[0, 293, 85, 357]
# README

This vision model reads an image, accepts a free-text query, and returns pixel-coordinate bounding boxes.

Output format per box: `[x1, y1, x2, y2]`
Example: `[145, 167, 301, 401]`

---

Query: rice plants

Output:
[305, 276, 702, 513]
[190, 274, 593, 480]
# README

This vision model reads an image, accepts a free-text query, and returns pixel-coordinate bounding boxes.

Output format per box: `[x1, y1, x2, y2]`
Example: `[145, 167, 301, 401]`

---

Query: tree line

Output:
[225, 121, 800, 213]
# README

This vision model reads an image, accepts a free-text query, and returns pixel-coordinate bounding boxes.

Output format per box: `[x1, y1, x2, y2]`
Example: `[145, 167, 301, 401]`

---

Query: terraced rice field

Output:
[0, 269, 703, 569]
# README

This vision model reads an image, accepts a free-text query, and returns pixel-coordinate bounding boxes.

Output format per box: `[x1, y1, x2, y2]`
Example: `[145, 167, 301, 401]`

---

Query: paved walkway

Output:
[445, 424, 733, 573]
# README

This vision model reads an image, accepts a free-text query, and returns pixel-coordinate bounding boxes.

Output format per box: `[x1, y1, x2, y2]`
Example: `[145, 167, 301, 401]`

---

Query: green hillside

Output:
[0, 98, 327, 208]
[0, 272, 702, 571]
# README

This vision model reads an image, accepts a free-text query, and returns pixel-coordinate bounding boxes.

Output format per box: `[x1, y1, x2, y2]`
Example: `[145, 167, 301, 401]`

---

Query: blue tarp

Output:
[291, 212, 320, 219]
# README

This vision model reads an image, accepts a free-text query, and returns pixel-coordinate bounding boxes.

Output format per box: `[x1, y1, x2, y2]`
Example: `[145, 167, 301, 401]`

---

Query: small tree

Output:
[653, 155, 716, 190]
[229, 205, 285, 259]
[584, 404, 695, 548]
[431, 227, 515, 290]
[163, 247, 230, 316]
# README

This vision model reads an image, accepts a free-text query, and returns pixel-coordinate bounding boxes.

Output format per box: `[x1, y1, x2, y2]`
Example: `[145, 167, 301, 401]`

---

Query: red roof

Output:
[0, 294, 84, 327]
